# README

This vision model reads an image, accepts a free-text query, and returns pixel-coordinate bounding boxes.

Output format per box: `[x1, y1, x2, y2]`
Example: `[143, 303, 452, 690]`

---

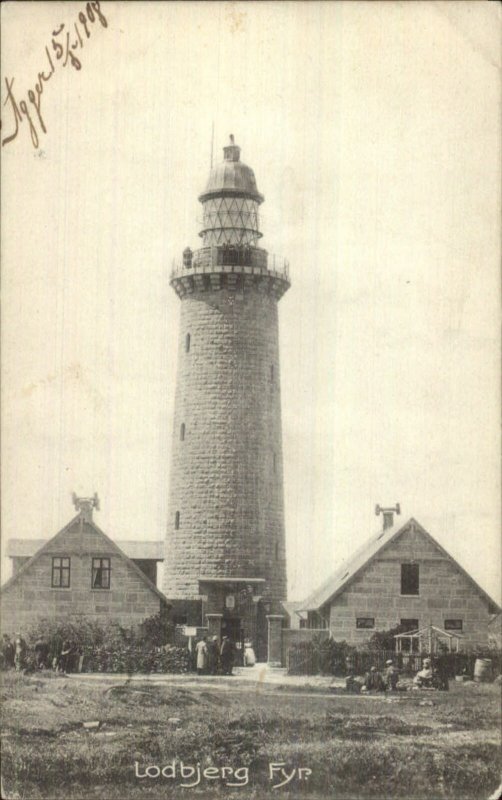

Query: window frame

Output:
[444, 619, 463, 632]
[91, 557, 111, 590]
[400, 618, 419, 632]
[400, 562, 420, 595]
[356, 617, 375, 630]
[51, 556, 71, 589]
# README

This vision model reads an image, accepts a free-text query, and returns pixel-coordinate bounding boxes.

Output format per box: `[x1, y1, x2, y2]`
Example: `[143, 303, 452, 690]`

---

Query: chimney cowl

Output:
[72, 492, 100, 522]
[375, 503, 401, 531]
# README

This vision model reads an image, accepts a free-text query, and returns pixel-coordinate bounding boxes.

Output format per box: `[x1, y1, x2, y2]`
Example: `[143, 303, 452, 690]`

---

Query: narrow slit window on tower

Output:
[270, 364, 274, 381]
[174, 511, 180, 530]
[273, 452, 276, 473]
[185, 333, 191, 353]
[180, 423, 185, 441]
[275, 542, 279, 560]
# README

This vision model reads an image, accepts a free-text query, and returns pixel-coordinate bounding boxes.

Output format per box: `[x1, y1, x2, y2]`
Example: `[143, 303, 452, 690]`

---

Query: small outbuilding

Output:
[394, 623, 463, 654]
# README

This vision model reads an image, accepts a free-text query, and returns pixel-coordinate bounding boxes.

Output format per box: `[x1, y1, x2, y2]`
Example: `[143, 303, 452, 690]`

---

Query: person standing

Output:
[207, 636, 219, 675]
[34, 637, 49, 670]
[59, 640, 73, 673]
[50, 632, 63, 671]
[244, 640, 256, 667]
[14, 634, 27, 672]
[220, 636, 235, 675]
[1, 635, 15, 670]
[195, 636, 208, 676]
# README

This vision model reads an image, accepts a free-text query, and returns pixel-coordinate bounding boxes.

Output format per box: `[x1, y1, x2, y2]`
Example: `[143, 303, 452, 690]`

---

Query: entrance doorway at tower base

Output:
[199, 577, 266, 660]
[221, 617, 244, 666]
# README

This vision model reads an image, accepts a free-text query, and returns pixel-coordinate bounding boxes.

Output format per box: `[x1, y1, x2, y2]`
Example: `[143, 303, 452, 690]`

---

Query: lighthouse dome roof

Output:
[199, 136, 264, 204]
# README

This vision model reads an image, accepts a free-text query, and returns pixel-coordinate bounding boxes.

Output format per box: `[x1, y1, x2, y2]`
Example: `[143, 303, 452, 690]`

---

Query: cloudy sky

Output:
[1, 1, 500, 602]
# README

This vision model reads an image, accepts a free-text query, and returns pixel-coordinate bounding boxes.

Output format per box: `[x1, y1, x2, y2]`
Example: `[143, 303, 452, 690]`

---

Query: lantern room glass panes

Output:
[201, 197, 261, 246]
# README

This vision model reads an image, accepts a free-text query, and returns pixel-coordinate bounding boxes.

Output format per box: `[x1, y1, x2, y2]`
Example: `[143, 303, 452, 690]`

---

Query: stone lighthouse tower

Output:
[163, 136, 290, 661]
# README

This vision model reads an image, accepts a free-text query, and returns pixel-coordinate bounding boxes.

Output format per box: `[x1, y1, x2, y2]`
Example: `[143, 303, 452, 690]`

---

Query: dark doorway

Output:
[221, 617, 244, 666]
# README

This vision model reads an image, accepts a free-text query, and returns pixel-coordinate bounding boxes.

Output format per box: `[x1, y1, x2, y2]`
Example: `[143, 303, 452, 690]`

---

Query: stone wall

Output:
[327, 525, 492, 648]
[1, 518, 162, 635]
[163, 283, 288, 609]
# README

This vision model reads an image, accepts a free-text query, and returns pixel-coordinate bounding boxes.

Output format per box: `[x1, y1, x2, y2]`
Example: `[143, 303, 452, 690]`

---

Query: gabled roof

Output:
[1, 515, 169, 605]
[299, 517, 501, 614]
[281, 601, 308, 620]
[6, 538, 164, 560]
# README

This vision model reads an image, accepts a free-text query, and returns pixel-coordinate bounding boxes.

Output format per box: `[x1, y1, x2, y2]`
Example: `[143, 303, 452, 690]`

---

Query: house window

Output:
[51, 557, 70, 588]
[185, 333, 191, 353]
[444, 619, 463, 632]
[180, 423, 185, 441]
[175, 511, 180, 530]
[356, 617, 375, 629]
[400, 618, 419, 632]
[173, 615, 187, 627]
[92, 558, 111, 589]
[401, 563, 419, 595]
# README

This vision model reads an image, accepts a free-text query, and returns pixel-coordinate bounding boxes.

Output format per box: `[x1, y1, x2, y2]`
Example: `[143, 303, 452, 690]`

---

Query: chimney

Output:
[72, 492, 100, 522]
[375, 503, 401, 531]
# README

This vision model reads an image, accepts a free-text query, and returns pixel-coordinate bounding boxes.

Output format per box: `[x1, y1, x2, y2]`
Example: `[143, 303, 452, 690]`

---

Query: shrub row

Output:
[15, 614, 194, 674]
[80, 644, 191, 674]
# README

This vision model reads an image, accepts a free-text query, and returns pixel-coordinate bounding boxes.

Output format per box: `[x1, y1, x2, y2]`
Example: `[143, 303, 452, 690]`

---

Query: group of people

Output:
[1, 633, 74, 673]
[1, 633, 27, 672]
[346, 659, 400, 693]
[195, 635, 236, 675]
[346, 656, 449, 693]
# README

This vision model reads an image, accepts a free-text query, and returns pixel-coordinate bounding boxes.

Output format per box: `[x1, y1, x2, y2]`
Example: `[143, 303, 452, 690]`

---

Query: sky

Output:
[1, 1, 500, 603]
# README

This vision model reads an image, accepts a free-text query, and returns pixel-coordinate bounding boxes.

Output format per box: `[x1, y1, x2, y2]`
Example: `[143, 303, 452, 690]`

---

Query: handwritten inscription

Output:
[1, 1, 108, 150]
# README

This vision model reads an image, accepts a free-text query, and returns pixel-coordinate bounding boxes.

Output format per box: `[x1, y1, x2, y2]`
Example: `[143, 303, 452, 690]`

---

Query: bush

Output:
[21, 615, 187, 674]
[82, 643, 191, 674]
[368, 624, 410, 652]
[288, 636, 356, 675]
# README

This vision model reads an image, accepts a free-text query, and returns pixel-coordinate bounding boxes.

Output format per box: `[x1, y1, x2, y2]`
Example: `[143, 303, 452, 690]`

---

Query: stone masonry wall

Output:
[328, 525, 492, 648]
[1, 518, 161, 635]
[163, 284, 287, 608]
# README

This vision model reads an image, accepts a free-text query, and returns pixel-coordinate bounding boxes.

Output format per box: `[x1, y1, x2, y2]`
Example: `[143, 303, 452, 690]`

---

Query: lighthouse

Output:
[163, 137, 290, 662]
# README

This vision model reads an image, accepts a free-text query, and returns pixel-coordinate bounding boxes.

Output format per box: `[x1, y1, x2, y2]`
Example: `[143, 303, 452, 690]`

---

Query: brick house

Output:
[299, 515, 500, 649]
[0, 496, 169, 635]
[6, 539, 164, 587]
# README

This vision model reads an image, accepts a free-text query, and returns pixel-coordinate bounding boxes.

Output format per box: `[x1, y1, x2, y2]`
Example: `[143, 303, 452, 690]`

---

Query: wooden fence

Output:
[287, 645, 502, 678]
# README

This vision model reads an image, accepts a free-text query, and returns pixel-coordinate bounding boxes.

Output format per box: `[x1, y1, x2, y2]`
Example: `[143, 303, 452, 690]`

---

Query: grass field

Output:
[1, 671, 500, 799]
